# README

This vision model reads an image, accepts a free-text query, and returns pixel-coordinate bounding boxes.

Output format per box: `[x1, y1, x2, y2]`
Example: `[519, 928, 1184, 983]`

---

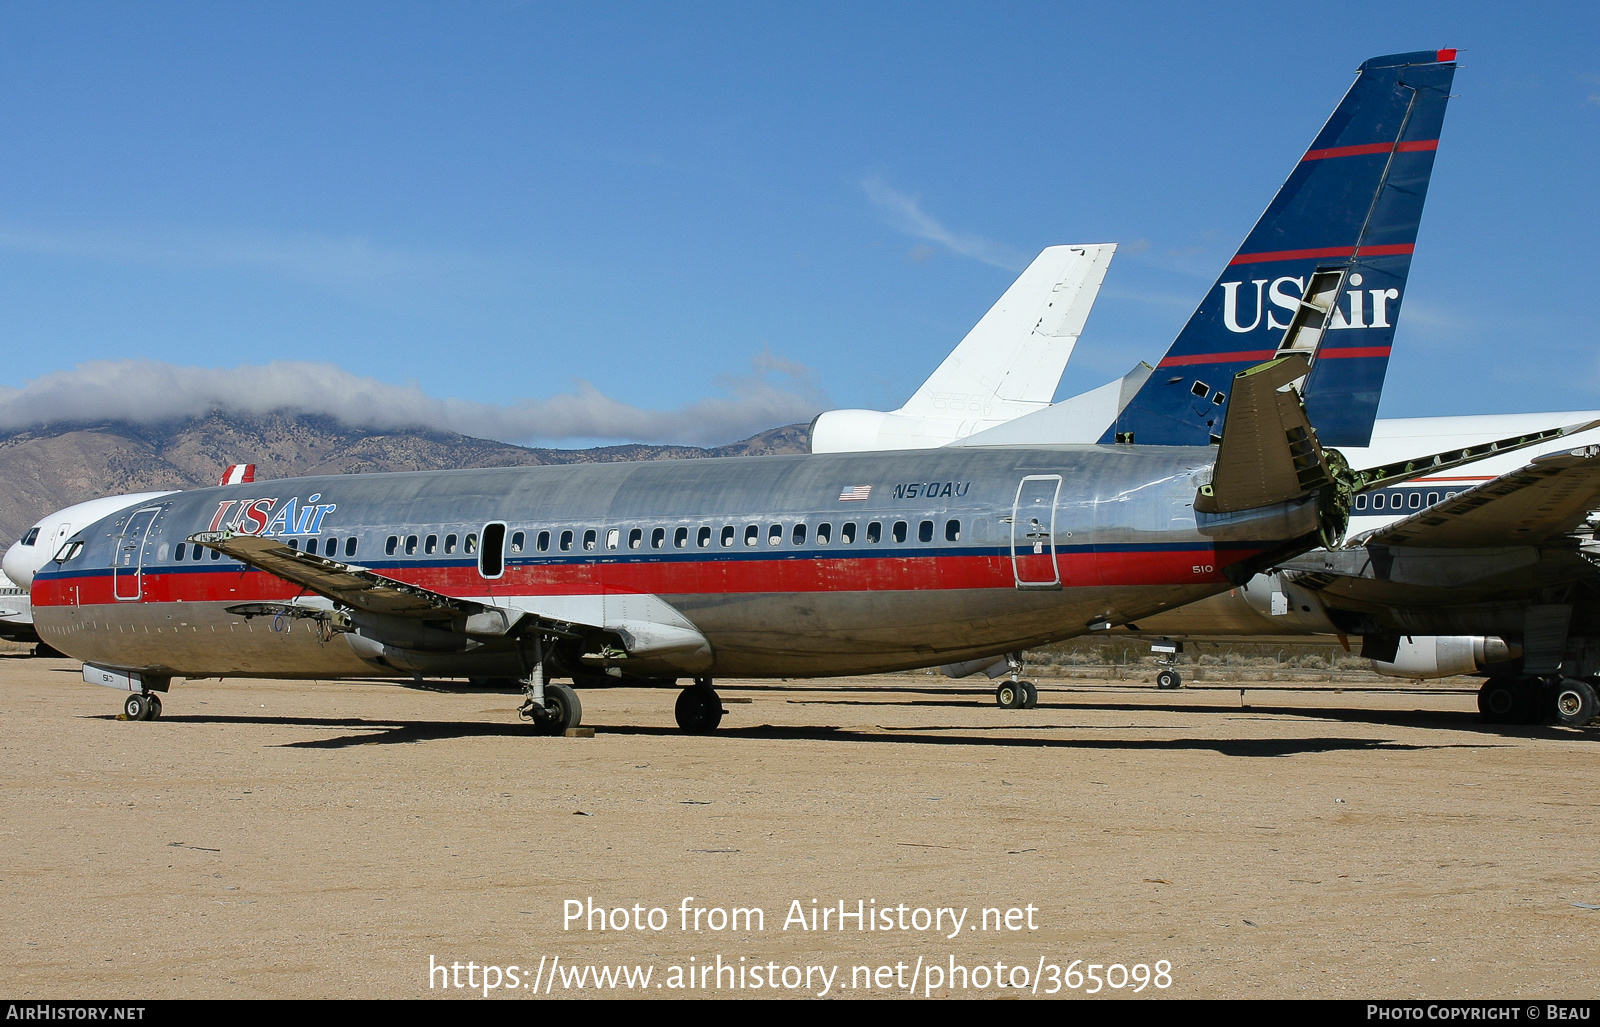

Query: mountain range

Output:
[0, 413, 809, 544]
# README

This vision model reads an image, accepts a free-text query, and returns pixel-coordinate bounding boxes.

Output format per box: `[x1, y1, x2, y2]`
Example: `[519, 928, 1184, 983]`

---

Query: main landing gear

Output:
[122, 692, 162, 721]
[1478, 676, 1600, 727]
[675, 678, 724, 733]
[518, 637, 583, 735]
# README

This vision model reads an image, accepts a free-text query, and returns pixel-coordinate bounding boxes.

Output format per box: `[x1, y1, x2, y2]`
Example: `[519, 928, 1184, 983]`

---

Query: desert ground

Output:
[2, 653, 1596, 1000]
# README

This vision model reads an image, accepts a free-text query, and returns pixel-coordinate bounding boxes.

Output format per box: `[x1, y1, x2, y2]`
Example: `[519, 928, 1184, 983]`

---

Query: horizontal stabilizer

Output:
[1346, 420, 1600, 492]
[1194, 354, 1330, 514]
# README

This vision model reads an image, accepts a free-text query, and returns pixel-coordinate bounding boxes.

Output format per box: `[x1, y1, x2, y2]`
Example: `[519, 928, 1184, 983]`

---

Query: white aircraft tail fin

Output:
[898, 243, 1115, 421]
[810, 243, 1115, 453]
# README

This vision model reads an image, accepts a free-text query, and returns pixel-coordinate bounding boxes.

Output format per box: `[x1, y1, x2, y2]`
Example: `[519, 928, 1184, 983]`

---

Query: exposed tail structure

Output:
[1103, 49, 1457, 449]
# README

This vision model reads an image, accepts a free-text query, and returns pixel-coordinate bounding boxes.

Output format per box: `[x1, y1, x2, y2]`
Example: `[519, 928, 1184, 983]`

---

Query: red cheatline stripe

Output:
[1318, 346, 1392, 359]
[1157, 349, 1274, 368]
[1228, 242, 1414, 265]
[1302, 139, 1438, 161]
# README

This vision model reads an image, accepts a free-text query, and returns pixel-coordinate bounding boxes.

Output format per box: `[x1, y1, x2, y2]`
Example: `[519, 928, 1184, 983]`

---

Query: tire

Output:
[123, 693, 151, 721]
[1156, 669, 1181, 690]
[995, 682, 1023, 709]
[537, 682, 582, 734]
[146, 694, 163, 720]
[1020, 681, 1039, 709]
[1477, 677, 1520, 724]
[1551, 678, 1598, 727]
[675, 684, 723, 733]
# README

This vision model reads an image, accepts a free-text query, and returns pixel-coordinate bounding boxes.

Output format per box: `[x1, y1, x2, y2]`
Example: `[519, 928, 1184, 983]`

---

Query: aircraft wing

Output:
[1361, 445, 1600, 548]
[188, 532, 710, 670]
[189, 531, 562, 636]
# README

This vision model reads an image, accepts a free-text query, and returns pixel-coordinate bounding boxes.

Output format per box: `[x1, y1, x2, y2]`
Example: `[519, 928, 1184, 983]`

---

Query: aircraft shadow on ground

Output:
[790, 695, 1590, 740]
[87, 711, 1506, 757]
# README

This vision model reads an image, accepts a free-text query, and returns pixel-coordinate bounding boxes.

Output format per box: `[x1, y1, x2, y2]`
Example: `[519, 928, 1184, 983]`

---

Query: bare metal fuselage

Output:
[33, 445, 1319, 681]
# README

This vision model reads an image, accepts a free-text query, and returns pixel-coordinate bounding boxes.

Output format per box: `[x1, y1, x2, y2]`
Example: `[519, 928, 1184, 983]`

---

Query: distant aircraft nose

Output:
[2, 538, 40, 588]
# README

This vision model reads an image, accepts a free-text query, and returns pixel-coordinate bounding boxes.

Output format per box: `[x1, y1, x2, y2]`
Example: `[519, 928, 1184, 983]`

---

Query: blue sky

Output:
[0, 2, 1594, 445]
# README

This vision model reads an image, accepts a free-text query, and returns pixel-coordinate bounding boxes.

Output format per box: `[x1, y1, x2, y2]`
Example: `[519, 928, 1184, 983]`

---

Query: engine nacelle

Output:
[1369, 636, 1519, 679]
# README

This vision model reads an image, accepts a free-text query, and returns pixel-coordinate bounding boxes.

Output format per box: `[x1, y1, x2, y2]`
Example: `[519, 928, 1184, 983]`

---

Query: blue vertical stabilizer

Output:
[1102, 50, 1457, 448]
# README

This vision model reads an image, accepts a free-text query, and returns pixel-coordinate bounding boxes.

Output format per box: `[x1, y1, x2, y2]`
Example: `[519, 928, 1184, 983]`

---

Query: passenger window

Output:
[537, 530, 550, 552]
[583, 530, 597, 551]
[792, 523, 807, 545]
[816, 522, 832, 545]
[326, 538, 338, 557]
[1355, 494, 1368, 510]
[288, 539, 300, 551]
[480, 523, 506, 578]
[1371, 494, 1385, 510]
[1446, 492, 1459, 500]
[560, 530, 574, 552]
[345, 537, 358, 558]
[720, 526, 735, 548]
[195, 544, 205, 560]
[1408, 493, 1421, 509]
[651, 527, 665, 549]
[606, 528, 620, 550]
[1426, 493, 1438, 507]
[627, 528, 642, 550]
[842, 522, 857, 545]
[675, 527, 689, 549]
[866, 521, 881, 544]
[744, 524, 759, 547]
[466, 533, 478, 554]
[425, 534, 438, 555]
[386, 535, 398, 555]
[768, 524, 783, 546]
[893, 521, 908, 543]
[405, 535, 418, 555]
[174, 543, 185, 561]
[919, 520, 933, 543]
[445, 533, 458, 554]
[696, 527, 711, 548]
[210, 548, 220, 560]
[945, 519, 961, 542]
[510, 531, 524, 553]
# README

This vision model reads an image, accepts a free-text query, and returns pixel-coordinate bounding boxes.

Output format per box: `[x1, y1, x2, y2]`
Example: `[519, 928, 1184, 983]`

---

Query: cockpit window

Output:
[21, 528, 39, 547]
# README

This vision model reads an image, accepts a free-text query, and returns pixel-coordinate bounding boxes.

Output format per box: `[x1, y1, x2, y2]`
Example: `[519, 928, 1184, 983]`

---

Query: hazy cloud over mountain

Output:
[0, 352, 826, 448]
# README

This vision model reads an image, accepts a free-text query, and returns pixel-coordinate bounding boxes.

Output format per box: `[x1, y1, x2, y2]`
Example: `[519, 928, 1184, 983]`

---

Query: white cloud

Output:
[861, 178, 1028, 271]
[0, 353, 826, 448]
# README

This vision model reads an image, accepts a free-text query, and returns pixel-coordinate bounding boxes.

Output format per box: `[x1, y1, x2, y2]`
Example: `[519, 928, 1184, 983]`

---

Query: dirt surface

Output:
[3, 654, 1597, 1000]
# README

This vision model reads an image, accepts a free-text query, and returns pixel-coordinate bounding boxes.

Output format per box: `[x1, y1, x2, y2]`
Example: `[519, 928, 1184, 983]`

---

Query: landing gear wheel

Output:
[123, 692, 153, 721]
[995, 682, 1024, 709]
[1019, 681, 1039, 709]
[675, 682, 723, 733]
[146, 694, 162, 720]
[1156, 669, 1182, 690]
[528, 682, 582, 735]
[1550, 678, 1598, 727]
[1477, 677, 1521, 724]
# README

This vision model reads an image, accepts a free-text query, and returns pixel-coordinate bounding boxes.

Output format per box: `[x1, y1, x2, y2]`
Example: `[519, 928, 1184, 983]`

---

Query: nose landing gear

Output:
[675, 678, 724, 733]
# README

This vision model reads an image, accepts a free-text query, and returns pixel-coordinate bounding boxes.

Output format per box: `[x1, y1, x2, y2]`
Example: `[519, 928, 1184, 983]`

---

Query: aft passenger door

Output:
[111, 507, 161, 601]
[1011, 475, 1061, 589]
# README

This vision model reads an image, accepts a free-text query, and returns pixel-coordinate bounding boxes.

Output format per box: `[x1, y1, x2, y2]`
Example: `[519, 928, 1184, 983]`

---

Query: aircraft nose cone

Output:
[2, 540, 37, 588]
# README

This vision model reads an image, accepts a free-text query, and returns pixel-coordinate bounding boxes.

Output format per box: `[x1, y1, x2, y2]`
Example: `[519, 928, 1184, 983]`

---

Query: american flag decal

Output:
[838, 484, 872, 502]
